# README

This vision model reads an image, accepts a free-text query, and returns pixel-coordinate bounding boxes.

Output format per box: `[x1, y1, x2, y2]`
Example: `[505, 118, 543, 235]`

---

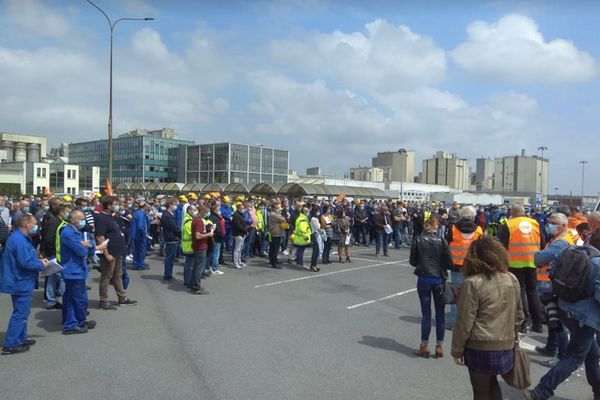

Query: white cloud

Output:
[451, 14, 597, 84]
[270, 19, 447, 93]
[4, 0, 71, 39]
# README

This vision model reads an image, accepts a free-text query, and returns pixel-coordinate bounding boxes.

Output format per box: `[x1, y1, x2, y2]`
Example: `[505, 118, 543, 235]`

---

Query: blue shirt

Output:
[60, 224, 89, 280]
[0, 230, 44, 295]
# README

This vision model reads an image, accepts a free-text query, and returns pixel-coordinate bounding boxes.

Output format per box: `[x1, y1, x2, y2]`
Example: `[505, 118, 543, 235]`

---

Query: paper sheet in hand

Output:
[95, 239, 109, 254]
[44, 259, 63, 276]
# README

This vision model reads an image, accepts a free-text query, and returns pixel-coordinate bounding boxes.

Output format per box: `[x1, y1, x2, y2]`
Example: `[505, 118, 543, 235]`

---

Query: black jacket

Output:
[232, 211, 248, 237]
[0, 216, 7, 247]
[161, 210, 181, 243]
[409, 232, 452, 280]
[41, 211, 61, 257]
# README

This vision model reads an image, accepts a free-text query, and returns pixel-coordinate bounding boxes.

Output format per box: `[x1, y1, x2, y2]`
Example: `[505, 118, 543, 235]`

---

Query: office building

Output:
[68, 128, 192, 183]
[475, 158, 494, 191]
[349, 167, 384, 182]
[178, 143, 289, 184]
[371, 149, 415, 182]
[494, 149, 548, 199]
[422, 151, 471, 190]
[0, 132, 46, 163]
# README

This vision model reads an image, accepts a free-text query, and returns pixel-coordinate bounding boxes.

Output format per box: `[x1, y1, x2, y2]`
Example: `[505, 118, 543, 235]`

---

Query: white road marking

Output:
[346, 288, 417, 310]
[254, 259, 409, 289]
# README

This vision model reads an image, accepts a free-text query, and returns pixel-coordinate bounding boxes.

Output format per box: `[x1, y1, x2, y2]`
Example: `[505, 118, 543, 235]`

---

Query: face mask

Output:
[114, 205, 121, 212]
[0, 207, 4, 212]
[204, 212, 211, 218]
[22, 207, 30, 213]
[192, 211, 199, 217]
[120, 210, 126, 215]
[29, 225, 39, 235]
[546, 224, 558, 236]
[78, 220, 86, 230]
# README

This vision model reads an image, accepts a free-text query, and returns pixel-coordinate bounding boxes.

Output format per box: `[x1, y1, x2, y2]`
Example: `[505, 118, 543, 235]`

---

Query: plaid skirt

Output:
[464, 348, 514, 375]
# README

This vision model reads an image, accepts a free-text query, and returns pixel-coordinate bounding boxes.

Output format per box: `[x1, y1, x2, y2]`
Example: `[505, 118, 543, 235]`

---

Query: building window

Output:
[42, 168, 46, 178]
[36, 168, 41, 177]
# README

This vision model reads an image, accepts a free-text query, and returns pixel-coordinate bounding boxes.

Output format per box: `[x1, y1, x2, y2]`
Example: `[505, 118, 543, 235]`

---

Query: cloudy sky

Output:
[1, 0, 599, 195]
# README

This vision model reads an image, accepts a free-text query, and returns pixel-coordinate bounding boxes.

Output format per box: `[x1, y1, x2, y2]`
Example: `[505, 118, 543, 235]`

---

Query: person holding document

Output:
[60, 210, 107, 334]
[0, 213, 50, 355]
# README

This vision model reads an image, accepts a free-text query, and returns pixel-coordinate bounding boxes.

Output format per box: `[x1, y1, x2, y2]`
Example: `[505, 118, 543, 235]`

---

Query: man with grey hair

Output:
[500, 203, 545, 333]
[445, 205, 483, 330]
[533, 213, 572, 366]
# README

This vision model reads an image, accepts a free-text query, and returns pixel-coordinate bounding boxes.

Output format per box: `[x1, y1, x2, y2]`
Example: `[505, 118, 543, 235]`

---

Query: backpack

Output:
[551, 245, 600, 303]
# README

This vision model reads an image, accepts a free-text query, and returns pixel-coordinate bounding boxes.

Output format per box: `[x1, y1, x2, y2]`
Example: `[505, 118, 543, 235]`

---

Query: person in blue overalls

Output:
[0, 213, 49, 355]
[60, 210, 106, 334]
[130, 201, 149, 270]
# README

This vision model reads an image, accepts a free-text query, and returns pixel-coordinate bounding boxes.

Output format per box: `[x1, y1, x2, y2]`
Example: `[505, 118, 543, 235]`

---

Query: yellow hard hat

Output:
[178, 195, 188, 202]
[188, 193, 198, 200]
[235, 202, 243, 208]
[203, 194, 211, 200]
[63, 195, 72, 202]
[223, 196, 231, 203]
[95, 193, 102, 198]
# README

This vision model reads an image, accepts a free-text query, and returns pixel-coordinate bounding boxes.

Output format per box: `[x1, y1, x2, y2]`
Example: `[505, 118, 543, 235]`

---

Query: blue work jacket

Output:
[130, 209, 148, 240]
[60, 224, 89, 280]
[0, 230, 44, 295]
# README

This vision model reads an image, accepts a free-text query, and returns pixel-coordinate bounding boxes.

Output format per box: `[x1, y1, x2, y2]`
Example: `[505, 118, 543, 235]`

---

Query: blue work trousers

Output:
[132, 236, 146, 269]
[62, 279, 88, 331]
[3, 293, 32, 348]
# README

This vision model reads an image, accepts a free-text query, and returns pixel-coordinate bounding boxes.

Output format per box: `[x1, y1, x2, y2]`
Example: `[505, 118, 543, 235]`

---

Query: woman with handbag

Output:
[410, 215, 453, 359]
[451, 236, 525, 400]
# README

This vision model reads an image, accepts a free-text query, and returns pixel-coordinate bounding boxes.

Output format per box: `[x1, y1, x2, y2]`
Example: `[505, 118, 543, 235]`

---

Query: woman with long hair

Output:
[410, 215, 453, 358]
[451, 236, 524, 400]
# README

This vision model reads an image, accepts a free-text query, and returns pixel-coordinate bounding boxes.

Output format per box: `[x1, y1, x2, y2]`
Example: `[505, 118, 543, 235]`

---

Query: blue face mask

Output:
[78, 220, 86, 230]
[29, 225, 39, 235]
[44, 206, 49, 211]
[114, 205, 121, 212]
[22, 207, 30, 213]
[204, 212, 211, 218]
[120, 210, 126, 215]
[0, 207, 4, 212]
[545, 223, 558, 236]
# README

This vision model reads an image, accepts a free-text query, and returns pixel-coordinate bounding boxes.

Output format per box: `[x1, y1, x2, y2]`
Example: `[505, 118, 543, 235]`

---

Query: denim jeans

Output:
[164, 242, 178, 280]
[322, 239, 332, 263]
[269, 236, 281, 267]
[210, 242, 221, 271]
[183, 253, 194, 287]
[310, 234, 320, 267]
[46, 272, 65, 307]
[295, 245, 308, 265]
[393, 226, 403, 248]
[204, 248, 213, 273]
[233, 236, 245, 267]
[533, 316, 600, 399]
[417, 278, 446, 344]
[121, 255, 129, 290]
[355, 223, 367, 245]
[243, 228, 256, 261]
[191, 250, 206, 290]
[225, 222, 233, 251]
[281, 229, 290, 252]
[375, 231, 389, 256]
[260, 230, 269, 254]
[447, 270, 464, 326]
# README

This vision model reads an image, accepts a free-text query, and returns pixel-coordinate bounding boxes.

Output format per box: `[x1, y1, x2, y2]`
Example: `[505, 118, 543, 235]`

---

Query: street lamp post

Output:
[86, 0, 154, 184]
[537, 146, 548, 201]
[580, 160, 588, 200]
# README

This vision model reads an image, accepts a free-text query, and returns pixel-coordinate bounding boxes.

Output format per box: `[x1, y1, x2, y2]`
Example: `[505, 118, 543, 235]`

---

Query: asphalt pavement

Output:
[0, 245, 589, 400]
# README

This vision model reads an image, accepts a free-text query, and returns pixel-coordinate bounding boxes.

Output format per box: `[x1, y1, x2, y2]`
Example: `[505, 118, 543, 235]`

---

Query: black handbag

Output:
[443, 283, 460, 304]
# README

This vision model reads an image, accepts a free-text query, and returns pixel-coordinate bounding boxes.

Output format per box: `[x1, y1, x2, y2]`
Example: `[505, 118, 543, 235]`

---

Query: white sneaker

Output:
[233, 265, 242, 269]
[282, 250, 289, 256]
[126, 256, 133, 262]
[213, 270, 224, 275]
[240, 263, 247, 268]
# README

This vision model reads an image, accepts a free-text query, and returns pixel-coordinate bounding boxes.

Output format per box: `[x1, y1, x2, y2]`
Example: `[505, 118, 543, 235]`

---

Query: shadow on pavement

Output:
[357, 335, 417, 358]
[398, 315, 422, 324]
[34, 310, 63, 333]
[140, 275, 190, 293]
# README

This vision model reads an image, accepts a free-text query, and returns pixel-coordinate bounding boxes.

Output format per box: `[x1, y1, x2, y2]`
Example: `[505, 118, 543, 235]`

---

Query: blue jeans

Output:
[132, 236, 146, 269]
[62, 279, 88, 331]
[355, 223, 367, 245]
[533, 316, 600, 399]
[192, 250, 206, 290]
[281, 229, 290, 252]
[295, 245, 308, 265]
[375, 231, 389, 255]
[183, 254, 194, 287]
[164, 242, 178, 280]
[3, 293, 32, 348]
[204, 248, 213, 273]
[46, 272, 65, 307]
[310, 234, 320, 267]
[210, 242, 221, 271]
[121, 256, 129, 290]
[393, 226, 403, 248]
[447, 270, 464, 326]
[242, 227, 255, 260]
[225, 223, 233, 251]
[417, 278, 446, 344]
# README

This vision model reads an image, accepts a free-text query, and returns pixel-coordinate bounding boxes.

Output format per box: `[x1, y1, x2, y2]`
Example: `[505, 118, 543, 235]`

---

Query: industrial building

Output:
[371, 149, 415, 182]
[421, 151, 471, 191]
[177, 142, 289, 185]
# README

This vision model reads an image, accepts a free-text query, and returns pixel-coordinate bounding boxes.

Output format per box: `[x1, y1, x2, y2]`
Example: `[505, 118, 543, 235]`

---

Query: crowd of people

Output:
[1, 192, 600, 400]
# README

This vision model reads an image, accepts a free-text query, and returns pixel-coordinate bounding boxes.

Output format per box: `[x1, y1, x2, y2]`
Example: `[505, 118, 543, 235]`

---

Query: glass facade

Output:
[183, 142, 288, 184]
[69, 136, 192, 183]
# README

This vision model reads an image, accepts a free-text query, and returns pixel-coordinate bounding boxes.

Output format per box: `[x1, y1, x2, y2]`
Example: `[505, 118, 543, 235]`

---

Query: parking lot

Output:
[0, 246, 588, 400]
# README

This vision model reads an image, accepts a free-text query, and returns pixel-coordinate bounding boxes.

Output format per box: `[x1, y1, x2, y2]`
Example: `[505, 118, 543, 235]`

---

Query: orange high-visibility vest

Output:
[507, 216, 541, 269]
[536, 233, 574, 282]
[449, 225, 483, 266]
